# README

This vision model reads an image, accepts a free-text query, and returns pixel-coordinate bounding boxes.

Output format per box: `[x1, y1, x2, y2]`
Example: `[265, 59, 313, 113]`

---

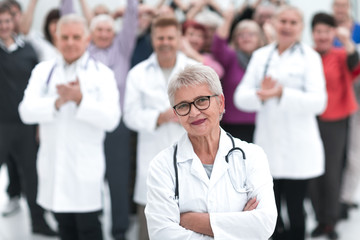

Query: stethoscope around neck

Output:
[43, 55, 99, 93]
[173, 132, 252, 204]
[262, 42, 304, 79]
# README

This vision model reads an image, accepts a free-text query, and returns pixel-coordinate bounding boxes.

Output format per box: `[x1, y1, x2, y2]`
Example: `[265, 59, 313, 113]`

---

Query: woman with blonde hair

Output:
[212, 9, 264, 142]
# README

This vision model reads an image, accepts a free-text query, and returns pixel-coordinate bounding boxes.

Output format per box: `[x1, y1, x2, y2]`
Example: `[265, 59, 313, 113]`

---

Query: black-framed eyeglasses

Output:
[173, 95, 218, 116]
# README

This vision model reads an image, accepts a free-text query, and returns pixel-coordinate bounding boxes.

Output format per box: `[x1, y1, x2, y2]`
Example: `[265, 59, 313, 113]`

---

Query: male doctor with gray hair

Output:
[19, 14, 120, 240]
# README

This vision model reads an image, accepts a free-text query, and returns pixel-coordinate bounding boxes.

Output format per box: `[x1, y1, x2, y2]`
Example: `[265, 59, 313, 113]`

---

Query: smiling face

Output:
[91, 20, 115, 49]
[184, 26, 205, 52]
[57, 22, 90, 64]
[275, 9, 303, 49]
[236, 28, 261, 54]
[152, 25, 180, 67]
[313, 23, 336, 53]
[174, 84, 224, 138]
[332, 0, 350, 24]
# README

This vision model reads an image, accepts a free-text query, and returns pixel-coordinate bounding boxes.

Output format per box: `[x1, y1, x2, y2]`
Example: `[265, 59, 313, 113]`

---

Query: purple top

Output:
[87, 0, 138, 110]
[211, 34, 255, 124]
[203, 53, 224, 79]
[60, 0, 75, 15]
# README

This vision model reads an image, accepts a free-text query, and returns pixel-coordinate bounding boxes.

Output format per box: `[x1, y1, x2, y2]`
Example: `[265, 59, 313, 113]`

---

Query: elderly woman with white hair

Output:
[212, 8, 265, 143]
[234, 5, 327, 240]
[145, 64, 277, 240]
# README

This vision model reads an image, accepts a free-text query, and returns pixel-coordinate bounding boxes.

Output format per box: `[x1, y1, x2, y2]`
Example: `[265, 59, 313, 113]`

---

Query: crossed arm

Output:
[179, 198, 259, 237]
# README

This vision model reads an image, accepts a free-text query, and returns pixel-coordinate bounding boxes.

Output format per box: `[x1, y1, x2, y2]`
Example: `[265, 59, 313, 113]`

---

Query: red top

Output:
[319, 48, 359, 121]
[353, 62, 360, 78]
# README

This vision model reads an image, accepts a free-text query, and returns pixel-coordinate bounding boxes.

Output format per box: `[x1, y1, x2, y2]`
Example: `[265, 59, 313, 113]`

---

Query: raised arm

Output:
[172, 0, 192, 13]
[156, 0, 167, 9]
[20, 0, 75, 36]
[60, 0, 76, 16]
[19, 0, 38, 35]
[216, 7, 234, 40]
[114, 0, 138, 58]
[78, 0, 93, 24]
[211, 9, 237, 68]
[336, 26, 359, 70]
[185, 0, 207, 20]
[207, 0, 224, 17]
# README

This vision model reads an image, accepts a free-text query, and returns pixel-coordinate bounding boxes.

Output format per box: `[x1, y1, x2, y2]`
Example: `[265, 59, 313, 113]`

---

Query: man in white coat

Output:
[123, 15, 198, 240]
[19, 14, 120, 240]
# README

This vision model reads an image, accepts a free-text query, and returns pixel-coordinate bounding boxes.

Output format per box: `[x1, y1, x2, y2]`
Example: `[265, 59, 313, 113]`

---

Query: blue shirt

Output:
[333, 21, 360, 47]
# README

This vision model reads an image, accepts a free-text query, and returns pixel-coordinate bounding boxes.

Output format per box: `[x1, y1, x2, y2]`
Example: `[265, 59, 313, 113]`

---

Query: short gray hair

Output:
[168, 64, 223, 106]
[232, 19, 265, 49]
[275, 5, 303, 23]
[90, 14, 115, 32]
[56, 14, 89, 36]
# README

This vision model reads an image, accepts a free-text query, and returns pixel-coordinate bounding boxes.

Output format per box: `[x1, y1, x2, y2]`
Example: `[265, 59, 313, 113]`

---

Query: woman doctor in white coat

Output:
[145, 64, 277, 240]
[234, 5, 327, 240]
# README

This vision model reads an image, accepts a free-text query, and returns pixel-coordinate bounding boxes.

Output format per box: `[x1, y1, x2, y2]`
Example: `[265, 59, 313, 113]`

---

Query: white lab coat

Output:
[123, 52, 198, 205]
[19, 52, 120, 212]
[145, 128, 277, 240]
[234, 42, 327, 179]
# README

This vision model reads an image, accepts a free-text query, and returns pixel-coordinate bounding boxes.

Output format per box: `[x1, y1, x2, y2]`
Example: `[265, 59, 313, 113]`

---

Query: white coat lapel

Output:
[148, 54, 168, 91]
[177, 134, 210, 187]
[190, 155, 210, 187]
[208, 130, 230, 189]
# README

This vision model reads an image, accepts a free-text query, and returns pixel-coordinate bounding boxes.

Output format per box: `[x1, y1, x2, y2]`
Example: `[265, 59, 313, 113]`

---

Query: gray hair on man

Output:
[56, 13, 89, 36]
[275, 5, 304, 23]
[167, 64, 223, 107]
[90, 14, 115, 32]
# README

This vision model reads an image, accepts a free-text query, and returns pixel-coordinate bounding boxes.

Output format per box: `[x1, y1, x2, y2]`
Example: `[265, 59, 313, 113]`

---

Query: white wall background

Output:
[16, 0, 359, 46]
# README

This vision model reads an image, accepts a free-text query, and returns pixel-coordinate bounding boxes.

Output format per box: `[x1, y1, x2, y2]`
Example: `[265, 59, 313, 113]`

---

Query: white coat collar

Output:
[145, 51, 189, 70]
[176, 127, 232, 162]
[57, 51, 91, 69]
[175, 128, 234, 187]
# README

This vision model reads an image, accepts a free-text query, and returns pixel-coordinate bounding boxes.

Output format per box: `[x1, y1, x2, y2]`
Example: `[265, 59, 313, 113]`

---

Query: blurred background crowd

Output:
[0, 0, 360, 239]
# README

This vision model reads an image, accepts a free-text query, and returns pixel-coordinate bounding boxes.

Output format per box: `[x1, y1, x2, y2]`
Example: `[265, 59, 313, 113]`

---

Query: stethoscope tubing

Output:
[44, 55, 99, 90]
[173, 132, 247, 204]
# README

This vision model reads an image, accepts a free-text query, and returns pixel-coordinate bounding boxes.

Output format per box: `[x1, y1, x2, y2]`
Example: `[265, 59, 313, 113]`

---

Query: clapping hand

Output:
[257, 76, 283, 101]
[55, 78, 83, 110]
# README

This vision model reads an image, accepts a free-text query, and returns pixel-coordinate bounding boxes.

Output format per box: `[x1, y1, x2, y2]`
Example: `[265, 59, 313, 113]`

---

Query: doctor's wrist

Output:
[55, 98, 65, 110]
